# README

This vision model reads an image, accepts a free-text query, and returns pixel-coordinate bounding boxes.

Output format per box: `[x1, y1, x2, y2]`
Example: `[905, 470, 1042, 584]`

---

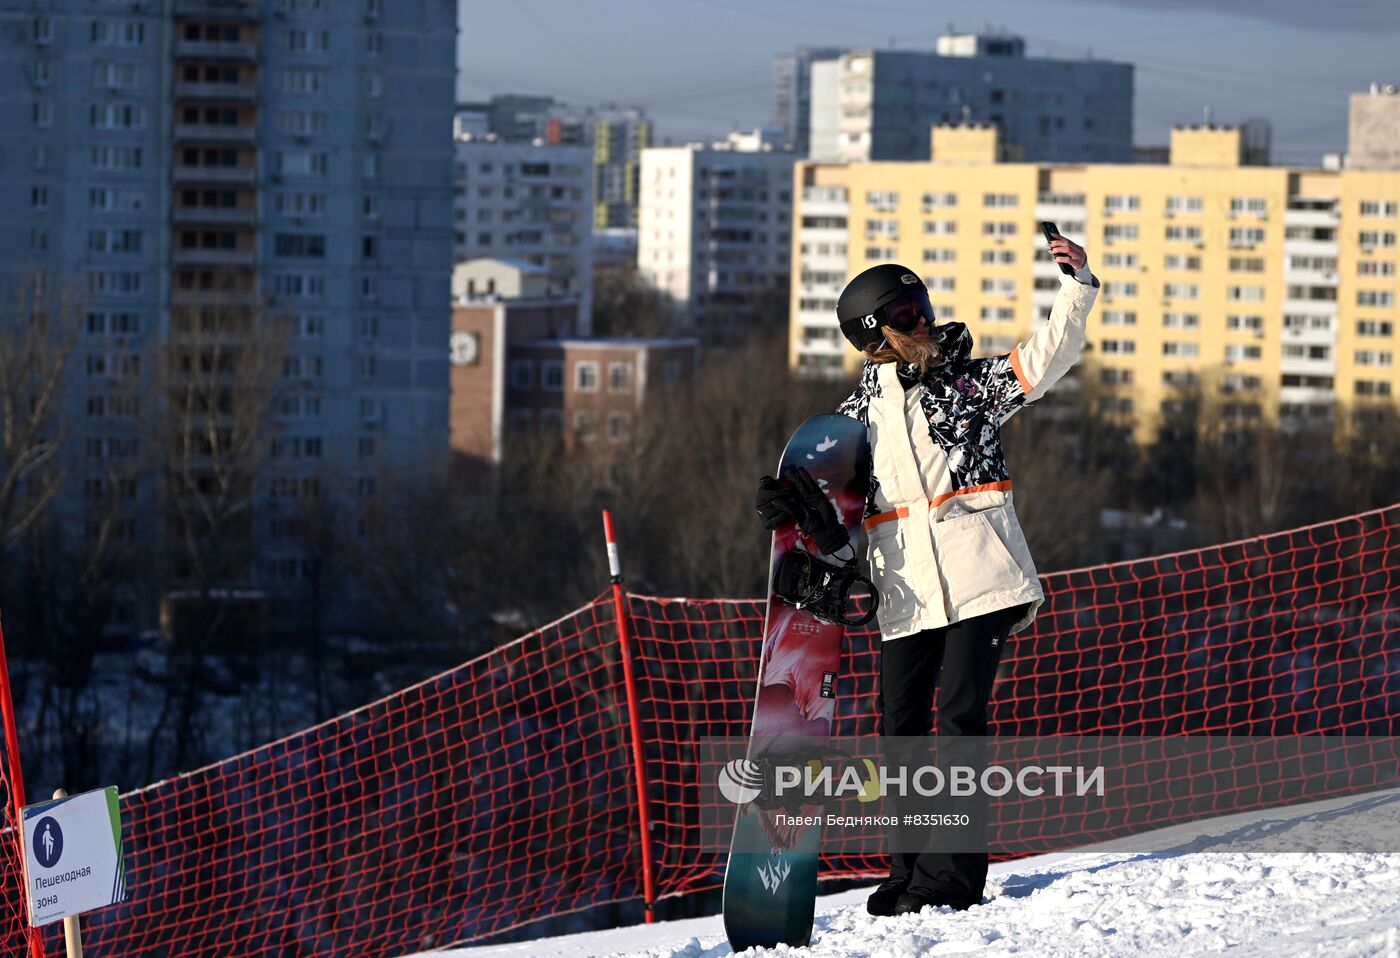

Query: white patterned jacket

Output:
[836, 267, 1100, 640]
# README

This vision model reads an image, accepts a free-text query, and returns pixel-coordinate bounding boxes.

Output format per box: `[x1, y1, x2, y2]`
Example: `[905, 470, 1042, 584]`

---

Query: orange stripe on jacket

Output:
[863, 480, 1014, 530]
[1008, 348, 1034, 394]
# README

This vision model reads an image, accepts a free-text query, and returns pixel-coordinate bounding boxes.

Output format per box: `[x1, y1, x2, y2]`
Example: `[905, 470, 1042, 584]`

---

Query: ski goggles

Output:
[876, 290, 936, 333]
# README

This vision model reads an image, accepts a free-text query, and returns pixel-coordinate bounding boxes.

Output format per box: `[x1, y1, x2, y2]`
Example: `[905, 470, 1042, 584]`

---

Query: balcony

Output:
[173, 0, 260, 21]
[172, 207, 257, 226]
[171, 287, 257, 307]
[172, 165, 256, 185]
[174, 39, 258, 61]
[173, 123, 257, 144]
[174, 81, 258, 103]
[172, 247, 256, 267]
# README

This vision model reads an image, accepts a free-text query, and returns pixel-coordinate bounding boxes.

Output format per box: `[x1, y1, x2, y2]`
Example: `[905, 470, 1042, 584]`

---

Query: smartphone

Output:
[1040, 220, 1076, 276]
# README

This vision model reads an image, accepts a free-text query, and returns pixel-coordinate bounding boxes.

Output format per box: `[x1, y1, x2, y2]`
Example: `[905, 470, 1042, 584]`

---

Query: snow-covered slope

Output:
[423, 787, 1400, 958]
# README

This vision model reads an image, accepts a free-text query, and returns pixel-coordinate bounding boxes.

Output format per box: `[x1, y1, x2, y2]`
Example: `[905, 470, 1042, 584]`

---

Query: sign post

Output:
[20, 785, 127, 949]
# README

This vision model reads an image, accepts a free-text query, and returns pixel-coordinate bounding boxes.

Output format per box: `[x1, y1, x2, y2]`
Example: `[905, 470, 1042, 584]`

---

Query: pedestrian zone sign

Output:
[21, 786, 127, 927]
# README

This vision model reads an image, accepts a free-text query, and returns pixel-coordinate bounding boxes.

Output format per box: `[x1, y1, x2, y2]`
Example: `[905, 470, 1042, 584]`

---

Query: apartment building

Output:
[806, 32, 1133, 164]
[638, 131, 797, 340]
[2, 0, 456, 596]
[790, 120, 1400, 441]
[452, 137, 595, 334]
[772, 46, 844, 154]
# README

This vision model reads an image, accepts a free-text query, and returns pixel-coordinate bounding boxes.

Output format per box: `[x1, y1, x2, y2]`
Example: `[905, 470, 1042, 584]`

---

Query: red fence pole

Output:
[602, 511, 657, 924]
[0, 612, 46, 958]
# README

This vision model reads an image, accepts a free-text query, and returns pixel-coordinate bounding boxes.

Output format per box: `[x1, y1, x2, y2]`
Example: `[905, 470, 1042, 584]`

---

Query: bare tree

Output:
[591, 263, 673, 339]
[144, 296, 288, 775]
[0, 273, 84, 595]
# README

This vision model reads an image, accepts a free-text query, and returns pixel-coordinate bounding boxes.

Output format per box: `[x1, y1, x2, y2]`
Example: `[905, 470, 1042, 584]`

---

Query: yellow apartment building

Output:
[790, 122, 1400, 441]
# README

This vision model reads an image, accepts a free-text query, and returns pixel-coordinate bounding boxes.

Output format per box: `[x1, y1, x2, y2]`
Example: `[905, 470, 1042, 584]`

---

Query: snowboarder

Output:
[760, 231, 1099, 917]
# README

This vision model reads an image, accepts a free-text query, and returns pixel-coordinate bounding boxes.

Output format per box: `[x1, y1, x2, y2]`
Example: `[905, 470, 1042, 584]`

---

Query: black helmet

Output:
[836, 264, 935, 351]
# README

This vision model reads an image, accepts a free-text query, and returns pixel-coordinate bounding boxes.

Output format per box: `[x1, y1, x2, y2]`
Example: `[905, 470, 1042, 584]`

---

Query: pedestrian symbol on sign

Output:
[33, 817, 63, 869]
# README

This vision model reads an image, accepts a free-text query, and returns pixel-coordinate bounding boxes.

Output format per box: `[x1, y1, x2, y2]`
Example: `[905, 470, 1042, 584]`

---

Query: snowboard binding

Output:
[773, 548, 878, 627]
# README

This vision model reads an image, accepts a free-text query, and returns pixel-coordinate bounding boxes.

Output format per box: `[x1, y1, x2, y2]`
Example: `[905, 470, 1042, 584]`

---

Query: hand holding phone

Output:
[1040, 221, 1078, 276]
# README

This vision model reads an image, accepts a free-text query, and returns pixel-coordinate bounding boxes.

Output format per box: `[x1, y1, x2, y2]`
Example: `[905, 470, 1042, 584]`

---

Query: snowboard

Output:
[722, 413, 871, 952]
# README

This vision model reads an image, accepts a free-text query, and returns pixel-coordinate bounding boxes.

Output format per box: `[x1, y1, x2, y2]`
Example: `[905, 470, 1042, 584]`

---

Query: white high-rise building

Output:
[638, 132, 797, 340]
[452, 138, 595, 334]
[1, 0, 457, 599]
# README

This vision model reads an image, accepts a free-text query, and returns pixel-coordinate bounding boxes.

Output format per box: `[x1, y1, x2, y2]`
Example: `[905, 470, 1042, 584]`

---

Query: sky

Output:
[457, 0, 1400, 166]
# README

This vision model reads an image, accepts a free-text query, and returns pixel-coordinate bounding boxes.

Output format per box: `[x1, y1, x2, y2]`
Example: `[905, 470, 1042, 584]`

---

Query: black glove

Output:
[756, 475, 804, 530]
[784, 466, 851, 557]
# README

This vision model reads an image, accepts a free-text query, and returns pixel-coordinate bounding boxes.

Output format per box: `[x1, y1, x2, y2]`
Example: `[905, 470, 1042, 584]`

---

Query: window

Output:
[865, 190, 898, 211]
[509, 359, 534, 389]
[1226, 344, 1262, 362]
[1359, 200, 1398, 218]
[1358, 231, 1396, 249]
[287, 28, 330, 53]
[1357, 320, 1394, 337]
[1229, 197, 1269, 216]
[1164, 254, 1200, 271]
[1163, 312, 1199, 329]
[1163, 283, 1199, 300]
[1355, 350, 1394, 367]
[1358, 290, 1395, 307]
[983, 192, 1018, 208]
[1101, 310, 1136, 326]
[1102, 252, 1138, 269]
[1229, 227, 1265, 247]
[1103, 223, 1138, 242]
[575, 361, 599, 391]
[32, 99, 52, 128]
[542, 360, 564, 391]
[575, 411, 600, 442]
[1165, 196, 1202, 214]
[273, 233, 326, 258]
[1162, 341, 1199, 358]
[608, 412, 632, 442]
[1164, 225, 1202, 242]
[982, 221, 1017, 237]
[608, 362, 632, 393]
[92, 21, 145, 47]
[275, 151, 329, 177]
[1099, 339, 1136, 354]
[1227, 286, 1265, 303]
[1227, 314, 1264, 333]
[282, 68, 324, 95]
[1104, 194, 1139, 211]
[90, 103, 147, 130]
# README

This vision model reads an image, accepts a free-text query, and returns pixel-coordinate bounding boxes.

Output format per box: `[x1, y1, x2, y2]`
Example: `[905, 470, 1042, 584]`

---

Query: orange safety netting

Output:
[0, 504, 1395, 955]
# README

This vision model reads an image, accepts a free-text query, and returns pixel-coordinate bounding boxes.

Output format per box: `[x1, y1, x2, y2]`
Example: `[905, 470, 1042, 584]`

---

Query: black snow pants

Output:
[877, 602, 1027, 908]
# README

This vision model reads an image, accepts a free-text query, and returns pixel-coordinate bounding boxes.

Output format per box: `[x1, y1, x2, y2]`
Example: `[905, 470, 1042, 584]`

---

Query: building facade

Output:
[772, 46, 844, 155]
[789, 122, 1400, 441]
[2, 0, 456, 597]
[807, 33, 1133, 165]
[450, 263, 696, 477]
[638, 132, 797, 340]
[452, 138, 595, 334]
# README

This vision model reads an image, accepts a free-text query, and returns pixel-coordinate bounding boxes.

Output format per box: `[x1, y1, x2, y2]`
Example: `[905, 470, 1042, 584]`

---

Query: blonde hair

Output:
[863, 326, 944, 376]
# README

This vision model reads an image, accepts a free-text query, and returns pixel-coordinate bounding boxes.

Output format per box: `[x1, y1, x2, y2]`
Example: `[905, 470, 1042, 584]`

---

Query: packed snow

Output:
[422, 786, 1400, 958]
